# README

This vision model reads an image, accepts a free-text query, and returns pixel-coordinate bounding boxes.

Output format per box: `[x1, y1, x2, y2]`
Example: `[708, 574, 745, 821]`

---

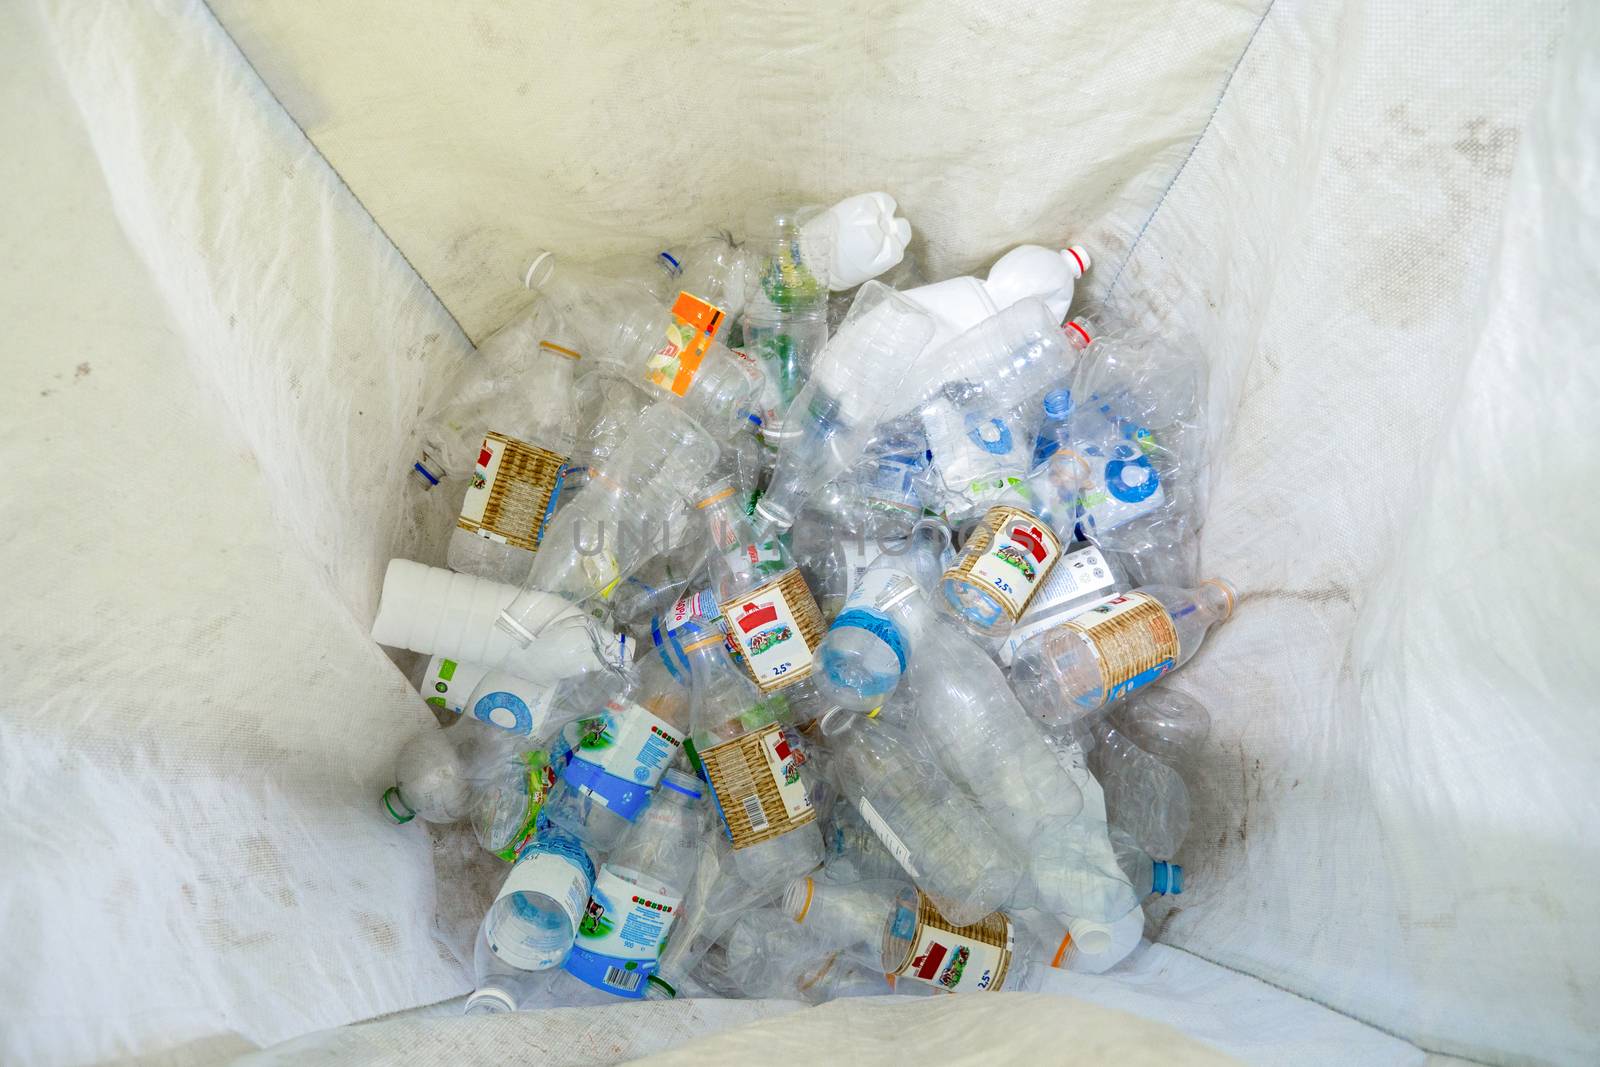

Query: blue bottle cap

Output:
[1151, 860, 1183, 896]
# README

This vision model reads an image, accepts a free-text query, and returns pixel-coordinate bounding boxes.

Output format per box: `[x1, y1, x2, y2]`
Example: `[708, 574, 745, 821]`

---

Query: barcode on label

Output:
[604, 966, 642, 992]
[740, 791, 770, 833]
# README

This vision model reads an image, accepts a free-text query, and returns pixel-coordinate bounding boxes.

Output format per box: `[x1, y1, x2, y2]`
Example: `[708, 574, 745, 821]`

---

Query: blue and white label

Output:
[420, 657, 558, 736]
[487, 828, 595, 970]
[564, 866, 683, 999]
[560, 701, 684, 821]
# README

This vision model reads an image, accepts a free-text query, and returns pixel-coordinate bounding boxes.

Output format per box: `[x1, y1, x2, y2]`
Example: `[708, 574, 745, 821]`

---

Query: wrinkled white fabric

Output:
[5, 0, 1596, 1065]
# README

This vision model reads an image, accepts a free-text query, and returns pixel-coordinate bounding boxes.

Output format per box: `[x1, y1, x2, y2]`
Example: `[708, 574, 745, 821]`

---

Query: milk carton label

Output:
[564, 866, 683, 998]
[456, 432, 566, 552]
[562, 700, 684, 820]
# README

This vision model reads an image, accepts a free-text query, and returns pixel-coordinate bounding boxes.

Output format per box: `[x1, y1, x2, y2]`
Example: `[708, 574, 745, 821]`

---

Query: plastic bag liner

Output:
[3, 0, 1596, 1064]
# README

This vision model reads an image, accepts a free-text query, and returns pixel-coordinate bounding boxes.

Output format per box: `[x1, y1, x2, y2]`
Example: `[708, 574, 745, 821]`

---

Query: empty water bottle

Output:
[1110, 685, 1212, 769]
[1091, 721, 1191, 860]
[741, 208, 831, 431]
[563, 768, 707, 998]
[783, 874, 912, 968]
[681, 629, 823, 890]
[1009, 579, 1236, 729]
[381, 721, 525, 828]
[479, 822, 596, 974]
[993, 540, 1128, 667]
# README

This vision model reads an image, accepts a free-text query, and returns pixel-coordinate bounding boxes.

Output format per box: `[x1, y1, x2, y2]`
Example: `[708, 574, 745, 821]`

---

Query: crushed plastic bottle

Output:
[903, 242, 1090, 352]
[478, 821, 596, 975]
[740, 207, 831, 433]
[801, 192, 913, 291]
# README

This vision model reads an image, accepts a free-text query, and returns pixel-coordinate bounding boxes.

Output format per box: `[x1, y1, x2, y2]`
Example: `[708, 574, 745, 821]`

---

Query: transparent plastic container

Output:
[741, 207, 832, 433]
[479, 823, 596, 974]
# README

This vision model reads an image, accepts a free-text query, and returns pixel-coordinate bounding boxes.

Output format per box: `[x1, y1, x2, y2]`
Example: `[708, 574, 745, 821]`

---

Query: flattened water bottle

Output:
[563, 768, 707, 999]
[1009, 578, 1236, 728]
[697, 478, 827, 695]
[682, 629, 823, 891]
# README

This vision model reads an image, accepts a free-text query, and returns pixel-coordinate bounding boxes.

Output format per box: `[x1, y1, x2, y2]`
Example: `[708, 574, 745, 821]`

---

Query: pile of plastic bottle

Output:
[371, 192, 1232, 1010]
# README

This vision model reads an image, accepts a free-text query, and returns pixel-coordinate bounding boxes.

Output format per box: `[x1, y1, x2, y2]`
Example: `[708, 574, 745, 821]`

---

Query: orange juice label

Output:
[645, 292, 725, 398]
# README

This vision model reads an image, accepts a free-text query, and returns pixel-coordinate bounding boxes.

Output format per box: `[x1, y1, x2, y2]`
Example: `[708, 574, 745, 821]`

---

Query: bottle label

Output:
[564, 866, 682, 998]
[1064, 591, 1180, 702]
[493, 753, 561, 862]
[456, 432, 567, 552]
[943, 506, 1061, 622]
[562, 701, 684, 821]
[718, 569, 826, 692]
[886, 891, 1014, 993]
[645, 292, 725, 398]
[701, 722, 815, 850]
[487, 830, 595, 970]
[421, 658, 561, 735]
[999, 545, 1120, 665]
[856, 797, 919, 878]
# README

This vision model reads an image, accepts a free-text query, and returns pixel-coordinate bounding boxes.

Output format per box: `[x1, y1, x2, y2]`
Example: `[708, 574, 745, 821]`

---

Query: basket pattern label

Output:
[718, 569, 826, 692]
[887, 891, 1014, 993]
[944, 505, 1061, 621]
[1064, 591, 1180, 701]
[701, 722, 814, 850]
[457, 431, 567, 552]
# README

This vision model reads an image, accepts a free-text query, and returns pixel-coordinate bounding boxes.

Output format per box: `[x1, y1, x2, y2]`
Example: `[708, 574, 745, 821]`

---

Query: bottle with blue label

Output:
[476, 821, 596, 982]
[812, 524, 947, 713]
[563, 768, 707, 999]
[1008, 579, 1236, 729]
[542, 639, 691, 853]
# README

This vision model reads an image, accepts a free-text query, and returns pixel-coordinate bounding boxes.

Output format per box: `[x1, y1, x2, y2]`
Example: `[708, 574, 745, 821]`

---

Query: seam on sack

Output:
[1104, 0, 1279, 302]
[197, 0, 474, 348]
[1156, 943, 1496, 1065]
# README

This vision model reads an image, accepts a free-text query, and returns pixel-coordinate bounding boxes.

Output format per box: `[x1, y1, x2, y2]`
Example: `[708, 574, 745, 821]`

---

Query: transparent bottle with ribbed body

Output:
[697, 478, 827, 695]
[466, 913, 551, 1014]
[542, 640, 692, 852]
[495, 403, 720, 652]
[563, 768, 707, 999]
[812, 524, 946, 713]
[740, 207, 832, 436]
[783, 874, 912, 969]
[682, 629, 823, 892]
[826, 712, 1024, 925]
[411, 297, 582, 584]
[894, 620, 1084, 849]
[1091, 721, 1191, 860]
[1110, 685, 1212, 770]
[750, 282, 935, 532]
[1009, 579, 1236, 729]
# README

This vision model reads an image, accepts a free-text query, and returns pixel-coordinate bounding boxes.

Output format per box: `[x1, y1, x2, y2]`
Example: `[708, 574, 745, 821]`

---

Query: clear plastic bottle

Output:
[466, 912, 551, 1013]
[1091, 721, 1191, 860]
[681, 628, 823, 891]
[783, 874, 912, 969]
[479, 822, 596, 974]
[751, 283, 935, 531]
[812, 523, 947, 712]
[1009, 579, 1236, 728]
[894, 621, 1084, 848]
[470, 748, 563, 861]
[1029, 825, 1182, 927]
[412, 305, 581, 584]
[697, 478, 827, 695]
[542, 641, 692, 852]
[568, 367, 654, 492]
[826, 713, 1025, 925]
[1109, 685, 1212, 770]
[740, 207, 832, 433]
[380, 720, 528, 827]
[563, 768, 707, 998]
[495, 403, 720, 647]
[670, 233, 750, 322]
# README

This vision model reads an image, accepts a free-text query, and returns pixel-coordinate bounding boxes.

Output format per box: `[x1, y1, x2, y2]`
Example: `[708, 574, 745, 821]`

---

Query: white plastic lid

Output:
[1067, 916, 1115, 956]
[464, 987, 516, 1013]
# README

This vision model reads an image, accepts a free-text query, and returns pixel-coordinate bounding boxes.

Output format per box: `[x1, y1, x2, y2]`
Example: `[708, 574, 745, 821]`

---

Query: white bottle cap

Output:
[1064, 246, 1091, 277]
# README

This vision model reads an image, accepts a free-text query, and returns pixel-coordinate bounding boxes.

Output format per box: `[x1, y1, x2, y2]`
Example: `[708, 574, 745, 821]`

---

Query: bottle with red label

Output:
[411, 298, 581, 585]
[695, 478, 827, 695]
[1008, 579, 1237, 730]
[681, 626, 823, 892]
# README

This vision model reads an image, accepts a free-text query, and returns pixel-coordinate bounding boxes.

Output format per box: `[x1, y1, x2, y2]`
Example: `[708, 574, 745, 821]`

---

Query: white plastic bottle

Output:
[751, 282, 935, 531]
[372, 559, 630, 685]
[479, 823, 596, 974]
[542, 641, 691, 852]
[903, 242, 1090, 352]
[681, 629, 823, 891]
[414, 654, 563, 732]
[1009, 579, 1236, 728]
[812, 524, 946, 713]
[562, 768, 707, 999]
[799, 192, 913, 291]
